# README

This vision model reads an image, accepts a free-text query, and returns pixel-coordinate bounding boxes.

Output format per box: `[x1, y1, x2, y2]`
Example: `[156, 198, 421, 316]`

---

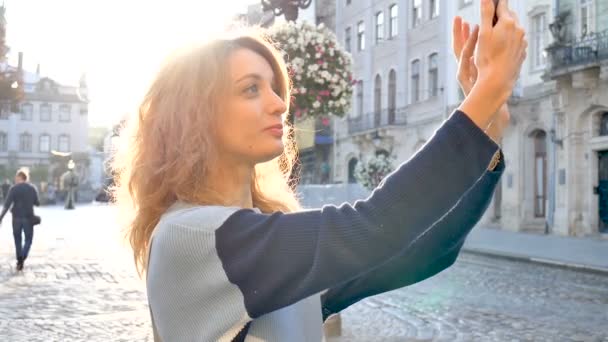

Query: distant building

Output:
[0, 57, 89, 187]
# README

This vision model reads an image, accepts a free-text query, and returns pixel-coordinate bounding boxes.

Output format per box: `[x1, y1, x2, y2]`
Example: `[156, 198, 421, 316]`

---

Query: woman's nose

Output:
[267, 90, 287, 116]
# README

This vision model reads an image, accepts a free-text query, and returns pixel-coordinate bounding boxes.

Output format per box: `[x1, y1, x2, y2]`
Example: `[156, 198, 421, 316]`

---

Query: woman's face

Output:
[216, 48, 287, 166]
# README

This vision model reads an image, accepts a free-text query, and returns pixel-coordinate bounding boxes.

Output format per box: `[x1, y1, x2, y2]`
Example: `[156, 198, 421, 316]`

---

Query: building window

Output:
[430, 0, 439, 19]
[348, 157, 358, 183]
[411, 59, 420, 103]
[412, 0, 422, 28]
[40, 103, 51, 122]
[580, 0, 595, 37]
[600, 112, 608, 136]
[58, 135, 70, 153]
[532, 130, 547, 218]
[356, 80, 364, 117]
[531, 13, 547, 69]
[428, 53, 439, 97]
[0, 102, 9, 120]
[60, 104, 71, 122]
[0, 132, 6, 152]
[346, 0, 351, 5]
[389, 4, 398, 38]
[21, 103, 33, 121]
[345, 27, 352, 53]
[39, 134, 51, 153]
[357, 21, 365, 51]
[374, 75, 382, 126]
[388, 69, 396, 124]
[19, 133, 32, 152]
[375, 11, 384, 44]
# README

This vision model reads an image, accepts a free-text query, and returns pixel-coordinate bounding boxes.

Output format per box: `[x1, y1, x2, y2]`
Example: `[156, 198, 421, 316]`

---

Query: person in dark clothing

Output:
[1, 179, 10, 200]
[0, 170, 40, 271]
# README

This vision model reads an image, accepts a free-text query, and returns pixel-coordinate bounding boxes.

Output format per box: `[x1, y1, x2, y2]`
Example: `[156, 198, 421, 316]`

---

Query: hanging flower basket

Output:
[268, 21, 354, 120]
[354, 154, 395, 191]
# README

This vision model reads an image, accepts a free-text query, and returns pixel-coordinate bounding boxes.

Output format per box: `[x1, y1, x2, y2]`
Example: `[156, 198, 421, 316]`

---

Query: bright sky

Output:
[5, 0, 258, 127]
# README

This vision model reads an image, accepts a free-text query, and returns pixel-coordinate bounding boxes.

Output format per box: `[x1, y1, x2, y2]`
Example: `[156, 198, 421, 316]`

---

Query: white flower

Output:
[313, 101, 321, 108]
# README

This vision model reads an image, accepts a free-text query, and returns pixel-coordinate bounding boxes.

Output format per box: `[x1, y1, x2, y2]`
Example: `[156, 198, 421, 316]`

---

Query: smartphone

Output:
[493, 0, 500, 26]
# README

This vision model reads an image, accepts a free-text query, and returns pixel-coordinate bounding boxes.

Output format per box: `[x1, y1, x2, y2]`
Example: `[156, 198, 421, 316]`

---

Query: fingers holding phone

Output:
[475, 0, 527, 100]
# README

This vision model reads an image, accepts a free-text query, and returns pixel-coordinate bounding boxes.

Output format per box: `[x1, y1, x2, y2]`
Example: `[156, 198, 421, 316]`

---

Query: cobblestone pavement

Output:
[330, 254, 608, 342]
[1, 205, 607, 341]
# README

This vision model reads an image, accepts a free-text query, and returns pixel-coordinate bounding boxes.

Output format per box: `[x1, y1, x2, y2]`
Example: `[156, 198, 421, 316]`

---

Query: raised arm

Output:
[320, 152, 505, 320]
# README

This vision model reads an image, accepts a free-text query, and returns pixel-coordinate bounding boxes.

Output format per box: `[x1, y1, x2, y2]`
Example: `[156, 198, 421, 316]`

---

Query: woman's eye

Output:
[244, 84, 259, 95]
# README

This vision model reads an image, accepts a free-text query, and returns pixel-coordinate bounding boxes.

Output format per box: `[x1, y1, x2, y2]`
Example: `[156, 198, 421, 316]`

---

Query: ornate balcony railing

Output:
[547, 29, 608, 73]
[347, 107, 408, 135]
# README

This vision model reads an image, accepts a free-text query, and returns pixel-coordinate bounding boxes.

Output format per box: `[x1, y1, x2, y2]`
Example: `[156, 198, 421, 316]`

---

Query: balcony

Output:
[547, 29, 608, 77]
[314, 117, 333, 145]
[347, 107, 407, 135]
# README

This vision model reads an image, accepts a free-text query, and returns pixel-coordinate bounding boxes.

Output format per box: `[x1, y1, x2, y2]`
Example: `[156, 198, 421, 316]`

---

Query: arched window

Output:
[40, 103, 52, 121]
[375, 11, 384, 43]
[20, 132, 32, 152]
[388, 70, 396, 124]
[411, 60, 420, 103]
[348, 158, 358, 183]
[599, 112, 608, 136]
[374, 74, 382, 126]
[389, 4, 398, 38]
[21, 103, 33, 121]
[39, 134, 51, 153]
[58, 134, 71, 153]
[532, 130, 547, 217]
[428, 53, 439, 97]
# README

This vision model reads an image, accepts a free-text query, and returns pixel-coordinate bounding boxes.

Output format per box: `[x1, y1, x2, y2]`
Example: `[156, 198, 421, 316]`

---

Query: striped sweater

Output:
[146, 110, 505, 341]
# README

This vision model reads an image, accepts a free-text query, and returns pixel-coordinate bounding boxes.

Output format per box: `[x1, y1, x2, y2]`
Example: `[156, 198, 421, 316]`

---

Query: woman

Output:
[113, 0, 526, 340]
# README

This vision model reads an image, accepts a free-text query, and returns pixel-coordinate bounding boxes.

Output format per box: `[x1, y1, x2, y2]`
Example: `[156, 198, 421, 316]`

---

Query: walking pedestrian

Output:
[1, 179, 10, 201]
[60, 160, 79, 210]
[112, 0, 526, 340]
[0, 170, 40, 271]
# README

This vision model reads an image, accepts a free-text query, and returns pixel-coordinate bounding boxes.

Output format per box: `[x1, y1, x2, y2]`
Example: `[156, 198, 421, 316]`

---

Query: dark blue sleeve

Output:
[320, 153, 505, 320]
[0, 186, 14, 220]
[215, 110, 502, 319]
[33, 186, 40, 207]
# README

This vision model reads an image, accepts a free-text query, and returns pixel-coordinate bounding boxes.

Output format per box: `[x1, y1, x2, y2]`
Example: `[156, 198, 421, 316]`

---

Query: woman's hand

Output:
[458, 0, 527, 131]
[452, 16, 509, 144]
[452, 16, 478, 97]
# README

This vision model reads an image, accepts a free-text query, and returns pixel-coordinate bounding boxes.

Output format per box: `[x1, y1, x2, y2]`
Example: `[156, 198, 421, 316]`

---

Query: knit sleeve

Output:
[320, 152, 505, 320]
[146, 110, 501, 341]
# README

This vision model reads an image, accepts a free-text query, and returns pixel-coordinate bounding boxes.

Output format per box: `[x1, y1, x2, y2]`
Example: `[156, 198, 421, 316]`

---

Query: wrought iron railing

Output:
[314, 117, 332, 137]
[347, 107, 407, 134]
[548, 29, 608, 71]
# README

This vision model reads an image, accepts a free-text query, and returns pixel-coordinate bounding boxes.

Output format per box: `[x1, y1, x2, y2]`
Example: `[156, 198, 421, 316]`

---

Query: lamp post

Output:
[261, 0, 312, 22]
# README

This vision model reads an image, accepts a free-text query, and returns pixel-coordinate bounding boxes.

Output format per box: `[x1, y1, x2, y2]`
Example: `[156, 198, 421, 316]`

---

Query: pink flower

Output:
[322, 117, 330, 126]
[295, 109, 302, 118]
[316, 95, 322, 101]
[317, 60, 324, 65]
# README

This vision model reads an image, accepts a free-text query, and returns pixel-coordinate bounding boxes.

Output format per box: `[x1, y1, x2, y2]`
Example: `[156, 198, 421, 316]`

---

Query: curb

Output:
[462, 247, 608, 275]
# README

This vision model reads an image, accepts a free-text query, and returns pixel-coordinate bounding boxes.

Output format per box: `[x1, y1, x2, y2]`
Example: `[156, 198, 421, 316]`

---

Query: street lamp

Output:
[261, 0, 312, 22]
